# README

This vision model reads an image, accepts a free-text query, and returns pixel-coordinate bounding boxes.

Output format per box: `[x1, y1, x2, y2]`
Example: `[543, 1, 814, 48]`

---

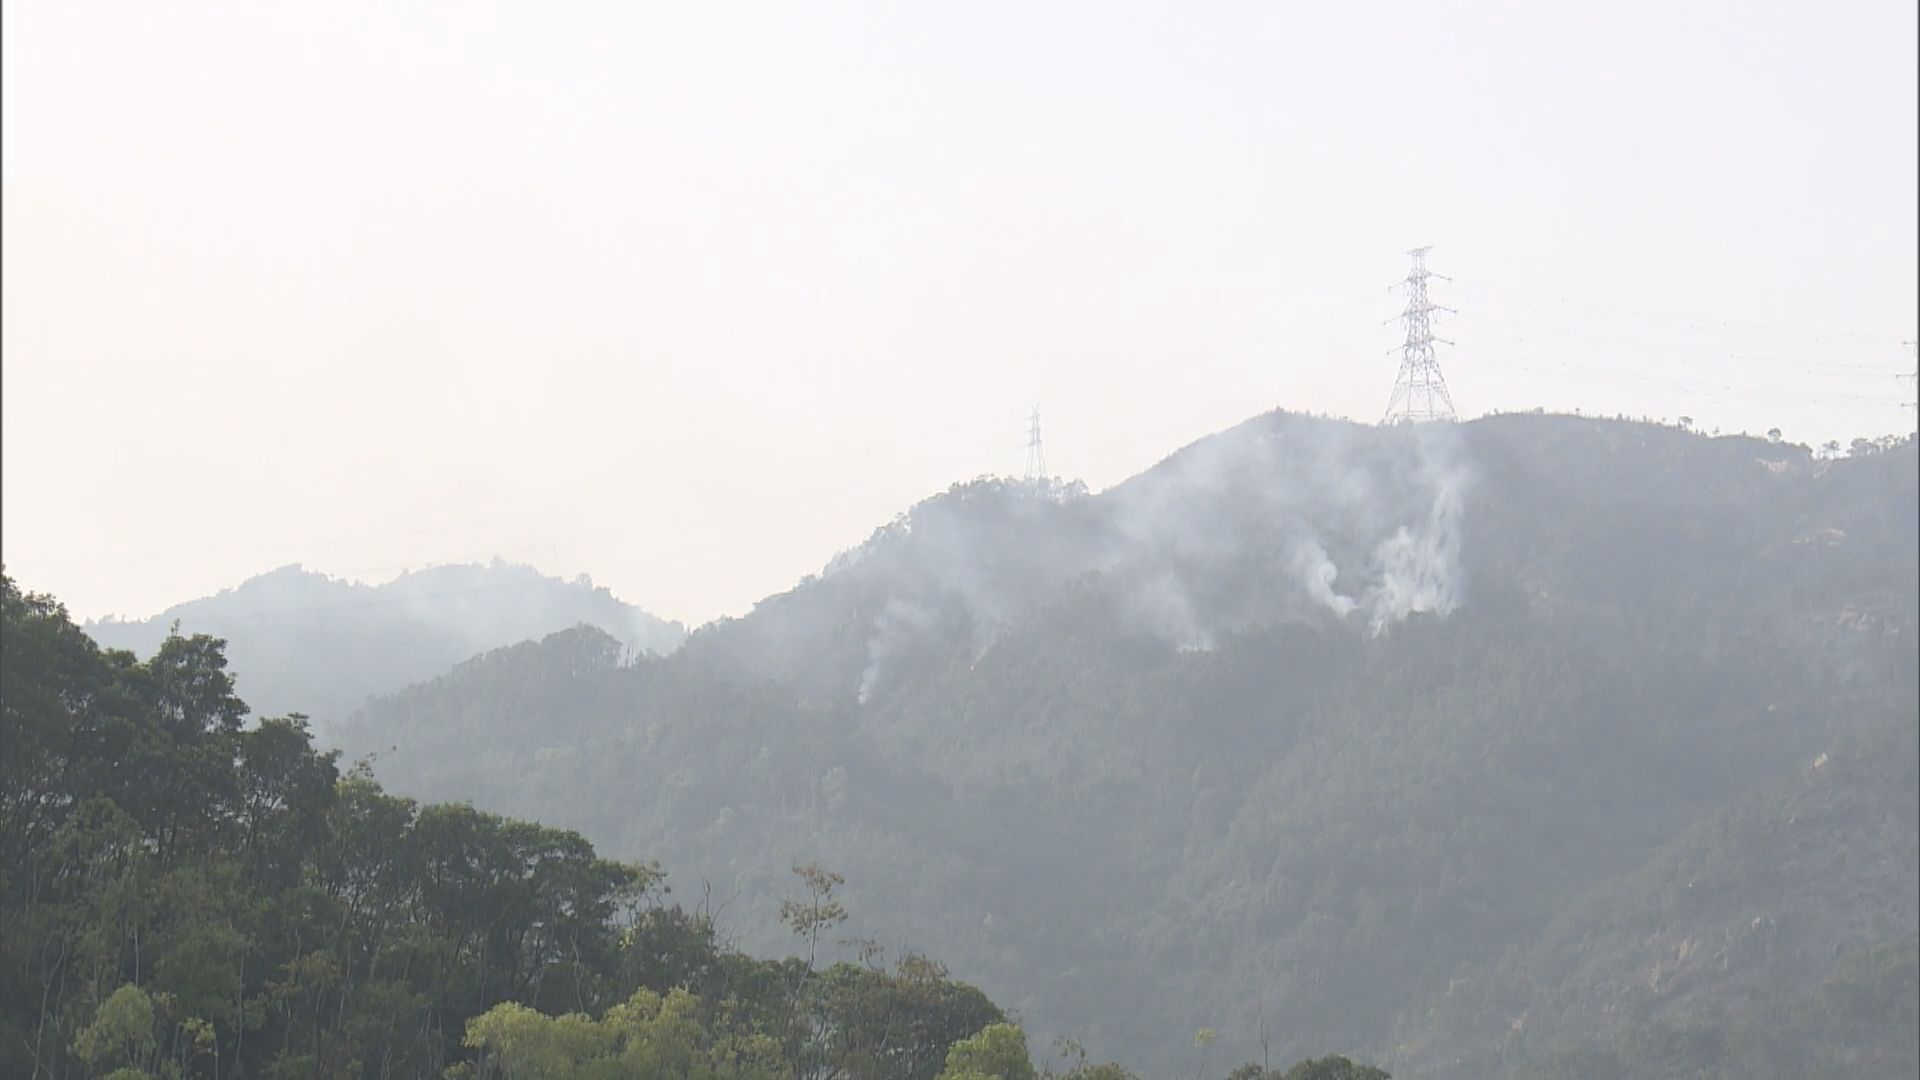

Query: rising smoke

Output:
[813, 413, 1475, 704]
[857, 596, 940, 705]
[1360, 427, 1470, 632]
[1101, 413, 1474, 639]
[1291, 539, 1359, 618]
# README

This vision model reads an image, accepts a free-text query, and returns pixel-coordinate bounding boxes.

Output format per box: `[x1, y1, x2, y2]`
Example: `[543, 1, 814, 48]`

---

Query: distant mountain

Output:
[85, 561, 685, 731]
[327, 412, 1917, 1078]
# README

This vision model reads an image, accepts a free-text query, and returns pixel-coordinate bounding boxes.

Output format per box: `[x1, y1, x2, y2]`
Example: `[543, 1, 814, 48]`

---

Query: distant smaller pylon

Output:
[1024, 406, 1048, 483]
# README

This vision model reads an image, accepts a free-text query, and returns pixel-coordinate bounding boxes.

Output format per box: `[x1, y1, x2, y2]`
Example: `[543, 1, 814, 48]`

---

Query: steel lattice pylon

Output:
[1023, 406, 1048, 483]
[1383, 246, 1458, 424]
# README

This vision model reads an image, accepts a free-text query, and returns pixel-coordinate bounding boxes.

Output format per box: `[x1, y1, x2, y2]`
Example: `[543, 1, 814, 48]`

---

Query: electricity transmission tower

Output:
[1023, 406, 1048, 483]
[1382, 246, 1458, 423]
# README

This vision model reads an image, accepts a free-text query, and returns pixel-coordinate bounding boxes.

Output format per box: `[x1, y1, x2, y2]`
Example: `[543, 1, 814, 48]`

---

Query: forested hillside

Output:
[331, 412, 1919, 1078]
[83, 563, 685, 733]
[12, 573, 1399, 1080]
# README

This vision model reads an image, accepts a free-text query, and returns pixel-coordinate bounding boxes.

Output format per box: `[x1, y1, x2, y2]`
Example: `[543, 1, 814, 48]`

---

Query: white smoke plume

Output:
[843, 413, 1476, 704]
[1362, 425, 1471, 632]
[1290, 539, 1359, 618]
[858, 596, 939, 705]
[1123, 571, 1216, 652]
[1364, 492, 1464, 630]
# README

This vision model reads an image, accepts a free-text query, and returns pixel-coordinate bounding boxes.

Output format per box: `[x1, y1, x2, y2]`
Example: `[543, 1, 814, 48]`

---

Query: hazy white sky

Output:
[4, 0, 1915, 626]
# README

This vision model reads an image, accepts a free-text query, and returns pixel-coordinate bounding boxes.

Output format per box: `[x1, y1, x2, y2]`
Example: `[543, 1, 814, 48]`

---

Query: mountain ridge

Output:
[84, 560, 686, 731]
[325, 411, 1917, 1077]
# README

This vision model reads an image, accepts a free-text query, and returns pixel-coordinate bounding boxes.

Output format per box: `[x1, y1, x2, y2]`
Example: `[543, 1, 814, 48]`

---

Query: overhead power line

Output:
[1449, 278, 1908, 345]
[1465, 346, 1907, 408]
[1900, 342, 1917, 418]
[1481, 317, 1905, 376]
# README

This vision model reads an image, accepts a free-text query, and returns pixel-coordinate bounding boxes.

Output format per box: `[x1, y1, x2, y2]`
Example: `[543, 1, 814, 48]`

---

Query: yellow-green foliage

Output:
[938, 1023, 1036, 1080]
[463, 989, 786, 1080]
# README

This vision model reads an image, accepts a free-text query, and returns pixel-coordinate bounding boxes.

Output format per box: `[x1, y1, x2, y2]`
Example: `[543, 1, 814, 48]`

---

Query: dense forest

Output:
[83, 563, 685, 735]
[325, 413, 1918, 1078]
[5, 572, 1402, 1080]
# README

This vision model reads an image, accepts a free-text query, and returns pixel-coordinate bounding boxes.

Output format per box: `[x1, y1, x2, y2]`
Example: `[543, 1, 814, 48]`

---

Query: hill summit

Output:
[86, 561, 685, 731]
